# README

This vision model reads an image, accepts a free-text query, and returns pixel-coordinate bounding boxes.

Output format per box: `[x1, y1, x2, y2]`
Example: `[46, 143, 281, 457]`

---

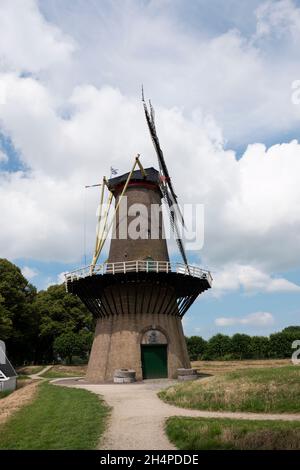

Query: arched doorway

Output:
[141, 329, 168, 379]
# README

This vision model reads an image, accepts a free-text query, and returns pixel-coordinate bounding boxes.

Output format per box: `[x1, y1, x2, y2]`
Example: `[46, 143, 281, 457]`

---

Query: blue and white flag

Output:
[110, 167, 118, 176]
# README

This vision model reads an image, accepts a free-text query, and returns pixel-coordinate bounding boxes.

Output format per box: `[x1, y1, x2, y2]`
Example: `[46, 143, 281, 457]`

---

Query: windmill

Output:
[65, 96, 212, 382]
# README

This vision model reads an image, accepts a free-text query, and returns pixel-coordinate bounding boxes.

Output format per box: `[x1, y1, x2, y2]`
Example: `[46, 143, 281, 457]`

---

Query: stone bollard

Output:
[177, 368, 198, 381]
[113, 369, 136, 383]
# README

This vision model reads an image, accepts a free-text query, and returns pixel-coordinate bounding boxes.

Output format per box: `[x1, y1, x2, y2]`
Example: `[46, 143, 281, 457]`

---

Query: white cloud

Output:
[41, 272, 67, 290]
[0, 169, 87, 261]
[212, 264, 300, 295]
[37, 0, 300, 144]
[215, 311, 274, 327]
[0, 78, 300, 292]
[21, 265, 38, 280]
[0, 1, 300, 298]
[0, 0, 75, 73]
[255, 0, 300, 41]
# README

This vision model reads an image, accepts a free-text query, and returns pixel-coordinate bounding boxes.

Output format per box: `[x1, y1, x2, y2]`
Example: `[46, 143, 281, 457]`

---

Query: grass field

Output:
[40, 365, 87, 379]
[17, 365, 45, 375]
[0, 382, 109, 449]
[159, 365, 300, 413]
[166, 416, 300, 450]
[191, 359, 290, 376]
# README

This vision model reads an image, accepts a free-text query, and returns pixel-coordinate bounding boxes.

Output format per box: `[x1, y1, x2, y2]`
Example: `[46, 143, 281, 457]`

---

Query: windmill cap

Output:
[108, 167, 161, 193]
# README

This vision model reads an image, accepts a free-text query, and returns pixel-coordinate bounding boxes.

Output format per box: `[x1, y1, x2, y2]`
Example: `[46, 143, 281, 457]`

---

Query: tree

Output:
[0, 259, 37, 363]
[282, 326, 300, 335]
[249, 336, 270, 359]
[186, 336, 207, 361]
[53, 330, 94, 364]
[34, 284, 94, 362]
[204, 334, 232, 360]
[269, 331, 300, 358]
[231, 333, 252, 359]
[53, 332, 82, 364]
[0, 293, 12, 340]
[79, 329, 94, 353]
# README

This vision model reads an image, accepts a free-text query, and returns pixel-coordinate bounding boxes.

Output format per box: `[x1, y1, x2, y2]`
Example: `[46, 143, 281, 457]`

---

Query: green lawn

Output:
[166, 417, 300, 450]
[159, 366, 300, 413]
[40, 370, 85, 379]
[17, 374, 32, 380]
[17, 365, 44, 375]
[40, 365, 86, 379]
[0, 382, 110, 449]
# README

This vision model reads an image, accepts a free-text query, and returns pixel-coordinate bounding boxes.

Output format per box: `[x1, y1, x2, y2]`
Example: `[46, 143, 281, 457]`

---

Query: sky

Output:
[0, 0, 300, 339]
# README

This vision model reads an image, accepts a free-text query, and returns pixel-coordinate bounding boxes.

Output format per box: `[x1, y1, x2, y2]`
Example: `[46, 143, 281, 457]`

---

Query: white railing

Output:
[65, 260, 212, 285]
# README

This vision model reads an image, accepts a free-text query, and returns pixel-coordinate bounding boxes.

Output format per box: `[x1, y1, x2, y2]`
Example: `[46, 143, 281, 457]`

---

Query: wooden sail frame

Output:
[90, 154, 147, 273]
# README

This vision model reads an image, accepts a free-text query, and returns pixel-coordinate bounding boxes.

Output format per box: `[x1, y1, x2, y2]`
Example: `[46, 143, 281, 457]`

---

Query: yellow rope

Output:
[91, 154, 146, 272]
[136, 153, 147, 178]
[95, 190, 113, 254]
[91, 177, 105, 268]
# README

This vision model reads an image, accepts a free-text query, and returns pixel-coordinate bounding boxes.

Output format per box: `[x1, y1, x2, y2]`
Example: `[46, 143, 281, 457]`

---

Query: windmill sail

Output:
[142, 93, 189, 266]
[164, 187, 189, 266]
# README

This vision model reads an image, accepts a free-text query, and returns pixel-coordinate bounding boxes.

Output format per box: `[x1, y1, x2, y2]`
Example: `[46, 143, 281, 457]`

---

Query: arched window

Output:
[141, 329, 167, 345]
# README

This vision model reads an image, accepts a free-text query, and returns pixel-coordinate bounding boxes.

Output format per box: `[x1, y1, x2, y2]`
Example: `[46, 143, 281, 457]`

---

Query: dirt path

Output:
[0, 381, 39, 426]
[28, 365, 53, 380]
[53, 379, 300, 450]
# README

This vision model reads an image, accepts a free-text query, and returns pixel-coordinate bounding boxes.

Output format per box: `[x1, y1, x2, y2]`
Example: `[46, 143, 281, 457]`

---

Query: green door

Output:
[141, 345, 168, 379]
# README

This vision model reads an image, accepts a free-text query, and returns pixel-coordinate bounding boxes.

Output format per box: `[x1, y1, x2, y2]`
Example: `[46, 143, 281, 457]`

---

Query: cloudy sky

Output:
[0, 0, 300, 338]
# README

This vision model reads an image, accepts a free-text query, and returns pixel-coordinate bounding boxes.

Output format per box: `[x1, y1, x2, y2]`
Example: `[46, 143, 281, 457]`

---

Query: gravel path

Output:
[28, 365, 53, 380]
[53, 379, 300, 450]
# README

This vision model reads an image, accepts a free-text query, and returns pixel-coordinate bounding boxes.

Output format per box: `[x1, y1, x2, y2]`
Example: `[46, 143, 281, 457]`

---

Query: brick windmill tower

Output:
[65, 96, 212, 382]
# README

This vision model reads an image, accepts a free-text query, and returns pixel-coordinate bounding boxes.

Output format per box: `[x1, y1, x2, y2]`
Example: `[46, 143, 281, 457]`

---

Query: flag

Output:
[110, 167, 118, 176]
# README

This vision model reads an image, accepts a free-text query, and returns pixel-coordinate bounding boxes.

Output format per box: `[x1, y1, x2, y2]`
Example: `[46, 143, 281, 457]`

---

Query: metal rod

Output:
[85, 183, 102, 188]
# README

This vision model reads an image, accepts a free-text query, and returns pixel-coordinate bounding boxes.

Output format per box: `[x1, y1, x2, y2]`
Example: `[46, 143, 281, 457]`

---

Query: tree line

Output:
[186, 327, 300, 361]
[0, 259, 94, 364]
[1, 258, 299, 365]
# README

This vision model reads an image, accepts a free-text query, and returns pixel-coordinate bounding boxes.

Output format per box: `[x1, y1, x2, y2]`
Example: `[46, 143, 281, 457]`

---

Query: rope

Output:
[83, 187, 87, 266]
[90, 154, 145, 272]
